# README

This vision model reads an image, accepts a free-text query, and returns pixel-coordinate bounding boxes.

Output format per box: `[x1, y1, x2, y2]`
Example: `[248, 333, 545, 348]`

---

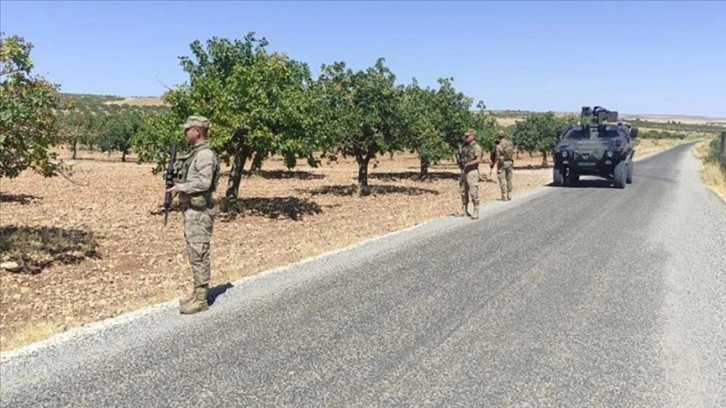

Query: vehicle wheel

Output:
[568, 173, 580, 183]
[613, 161, 626, 188]
[626, 160, 633, 184]
[553, 166, 565, 186]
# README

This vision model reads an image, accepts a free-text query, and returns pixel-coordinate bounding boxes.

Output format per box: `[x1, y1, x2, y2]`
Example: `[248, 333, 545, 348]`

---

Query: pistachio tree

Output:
[58, 101, 105, 158]
[0, 33, 68, 179]
[511, 112, 569, 166]
[132, 33, 325, 210]
[101, 110, 143, 162]
[400, 78, 495, 178]
[399, 79, 447, 179]
[315, 58, 406, 194]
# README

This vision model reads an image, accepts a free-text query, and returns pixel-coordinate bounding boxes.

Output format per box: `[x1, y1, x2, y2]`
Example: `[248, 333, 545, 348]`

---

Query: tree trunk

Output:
[220, 129, 251, 212]
[121, 150, 127, 162]
[419, 156, 430, 180]
[222, 147, 251, 210]
[540, 149, 548, 167]
[71, 140, 77, 160]
[249, 150, 265, 174]
[355, 151, 372, 196]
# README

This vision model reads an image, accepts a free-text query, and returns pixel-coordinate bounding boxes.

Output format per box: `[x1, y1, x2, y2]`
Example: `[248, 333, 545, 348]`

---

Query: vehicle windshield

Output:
[563, 127, 621, 140]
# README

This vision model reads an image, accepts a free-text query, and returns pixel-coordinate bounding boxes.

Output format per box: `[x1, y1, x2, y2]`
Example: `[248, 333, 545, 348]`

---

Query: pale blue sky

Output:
[1, 0, 724, 117]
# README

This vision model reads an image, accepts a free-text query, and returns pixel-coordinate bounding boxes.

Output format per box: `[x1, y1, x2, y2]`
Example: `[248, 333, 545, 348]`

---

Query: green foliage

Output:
[100, 111, 143, 161]
[511, 112, 556, 157]
[0, 33, 69, 179]
[639, 130, 689, 140]
[131, 112, 181, 174]
[402, 77, 490, 164]
[511, 112, 578, 165]
[627, 118, 724, 134]
[133, 33, 325, 203]
[130, 33, 488, 198]
[705, 134, 723, 165]
[316, 58, 406, 190]
[471, 108, 500, 154]
[57, 99, 106, 157]
[56, 93, 170, 159]
[399, 79, 447, 163]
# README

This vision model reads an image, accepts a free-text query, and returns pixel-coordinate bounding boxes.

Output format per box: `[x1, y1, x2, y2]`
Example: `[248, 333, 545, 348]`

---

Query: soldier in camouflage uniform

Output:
[456, 129, 483, 219]
[490, 130, 514, 201]
[167, 116, 221, 315]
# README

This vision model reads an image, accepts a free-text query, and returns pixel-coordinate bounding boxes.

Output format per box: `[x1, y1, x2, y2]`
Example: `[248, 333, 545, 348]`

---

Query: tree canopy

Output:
[0, 33, 68, 179]
[131, 32, 492, 201]
[511, 112, 578, 166]
[132, 33, 325, 208]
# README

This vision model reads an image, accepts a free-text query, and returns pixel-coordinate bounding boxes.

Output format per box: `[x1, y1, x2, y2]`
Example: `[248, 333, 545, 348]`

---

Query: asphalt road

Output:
[2, 143, 725, 407]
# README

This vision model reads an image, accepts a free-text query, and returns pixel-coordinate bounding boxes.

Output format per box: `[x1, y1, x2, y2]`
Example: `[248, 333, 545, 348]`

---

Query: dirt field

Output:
[0, 139, 696, 351]
[104, 97, 167, 106]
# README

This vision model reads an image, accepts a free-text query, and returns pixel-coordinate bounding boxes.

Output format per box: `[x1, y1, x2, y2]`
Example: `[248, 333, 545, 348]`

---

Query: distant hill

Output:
[59, 93, 169, 116]
[618, 113, 726, 126]
[488, 109, 726, 127]
[60, 94, 724, 126]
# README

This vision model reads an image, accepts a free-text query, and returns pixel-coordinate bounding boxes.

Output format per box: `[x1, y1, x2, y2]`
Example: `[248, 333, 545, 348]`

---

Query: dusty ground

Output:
[0, 139, 695, 351]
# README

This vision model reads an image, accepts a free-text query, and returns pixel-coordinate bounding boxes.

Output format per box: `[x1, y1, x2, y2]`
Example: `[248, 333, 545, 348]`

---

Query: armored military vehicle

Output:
[552, 106, 638, 188]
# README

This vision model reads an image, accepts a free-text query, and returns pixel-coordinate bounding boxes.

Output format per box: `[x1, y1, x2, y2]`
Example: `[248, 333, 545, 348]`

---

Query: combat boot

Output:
[506, 193, 512, 201]
[179, 287, 195, 306]
[471, 203, 479, 220]
[179, 285, 209, 315]
[456, 205, 469, 217]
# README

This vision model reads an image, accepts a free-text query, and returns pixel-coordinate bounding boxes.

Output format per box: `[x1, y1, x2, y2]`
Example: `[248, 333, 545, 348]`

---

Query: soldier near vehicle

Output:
[165, 115, 221, 315]
[491, 130, 515, 201]
[455, 129, 483, 219]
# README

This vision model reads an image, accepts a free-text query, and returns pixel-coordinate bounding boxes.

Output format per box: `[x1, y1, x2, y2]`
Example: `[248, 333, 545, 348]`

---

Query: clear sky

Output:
[2, 0, 724, 117]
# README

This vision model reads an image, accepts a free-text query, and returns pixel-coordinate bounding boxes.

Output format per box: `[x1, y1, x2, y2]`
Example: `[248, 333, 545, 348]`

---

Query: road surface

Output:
[2, 142, 725, 407]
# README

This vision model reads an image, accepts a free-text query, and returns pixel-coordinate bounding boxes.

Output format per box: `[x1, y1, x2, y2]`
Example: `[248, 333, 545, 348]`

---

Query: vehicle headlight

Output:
[562, 151, 568, 158]
[607, 151, 613, 158]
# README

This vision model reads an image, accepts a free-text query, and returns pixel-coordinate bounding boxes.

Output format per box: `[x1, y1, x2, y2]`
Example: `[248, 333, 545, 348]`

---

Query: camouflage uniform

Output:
[494, 132, 514, 201]
[457, 130, 483, 219]
[175, 116, 220, 314]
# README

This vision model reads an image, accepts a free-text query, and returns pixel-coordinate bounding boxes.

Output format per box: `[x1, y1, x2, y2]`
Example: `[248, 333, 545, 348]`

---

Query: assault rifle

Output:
[455, 150, 465, 171]
[163, 144, 178, 226]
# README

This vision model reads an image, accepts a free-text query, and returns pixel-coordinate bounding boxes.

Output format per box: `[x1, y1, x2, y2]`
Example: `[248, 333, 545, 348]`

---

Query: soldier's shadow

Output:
[207, 282, 234, 306]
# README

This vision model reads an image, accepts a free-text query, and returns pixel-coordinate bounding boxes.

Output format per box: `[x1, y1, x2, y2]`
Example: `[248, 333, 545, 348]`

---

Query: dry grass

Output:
[692, 140, 726, 200]
[494, 117, 524, 127]
[104, 97, 167, 106]
[0, 140, 688, 352]
[623, 114, 726, 125]
[633, 137, 695, 157]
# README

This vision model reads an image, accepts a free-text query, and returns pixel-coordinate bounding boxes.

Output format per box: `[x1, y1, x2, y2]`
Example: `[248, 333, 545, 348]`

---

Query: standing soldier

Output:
[456, 129, 483, 219]
[167, 116, 220, 315]
[490, 130, 515, 201]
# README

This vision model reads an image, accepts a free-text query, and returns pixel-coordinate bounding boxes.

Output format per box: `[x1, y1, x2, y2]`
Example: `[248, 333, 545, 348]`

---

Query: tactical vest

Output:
[459, 142, 482, 171]
[175, 143, 220, 209]
[500, 139, 515, 162]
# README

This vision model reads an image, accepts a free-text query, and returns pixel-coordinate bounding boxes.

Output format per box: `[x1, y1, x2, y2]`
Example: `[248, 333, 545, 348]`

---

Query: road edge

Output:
[0, 143, 684, 361]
